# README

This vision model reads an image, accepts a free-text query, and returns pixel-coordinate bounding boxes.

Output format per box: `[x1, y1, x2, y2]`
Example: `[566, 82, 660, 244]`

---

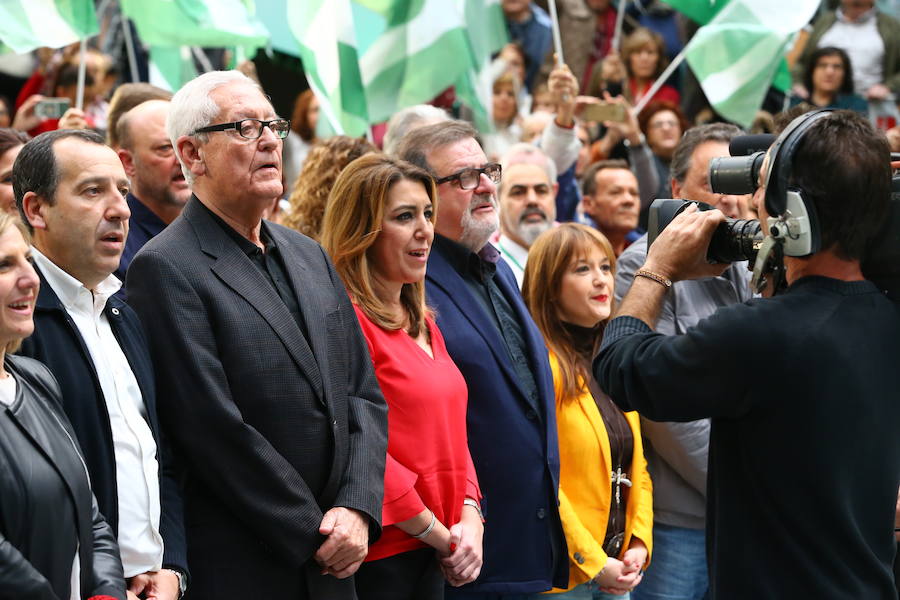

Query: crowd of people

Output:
[1, 1, 900, 600]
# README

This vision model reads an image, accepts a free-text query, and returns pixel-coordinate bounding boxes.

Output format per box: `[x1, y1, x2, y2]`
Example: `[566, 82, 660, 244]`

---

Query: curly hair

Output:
[283, 136, 377, 240]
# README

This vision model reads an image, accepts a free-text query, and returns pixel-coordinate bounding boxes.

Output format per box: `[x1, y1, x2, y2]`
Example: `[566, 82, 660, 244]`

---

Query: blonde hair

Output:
[522, 223, 616, 399]
[283, 136, 376, 240]
[320, 154, 437, 338]
[0, 213, 33, 354]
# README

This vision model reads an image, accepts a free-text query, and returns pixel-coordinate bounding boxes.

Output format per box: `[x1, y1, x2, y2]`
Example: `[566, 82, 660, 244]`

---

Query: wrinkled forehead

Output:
[211, 81, 276, 121]
[429, 137, 486, 173]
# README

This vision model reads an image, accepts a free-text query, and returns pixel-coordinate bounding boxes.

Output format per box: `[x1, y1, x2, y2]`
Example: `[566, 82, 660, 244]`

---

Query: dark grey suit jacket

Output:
[126, 197, 387, 600]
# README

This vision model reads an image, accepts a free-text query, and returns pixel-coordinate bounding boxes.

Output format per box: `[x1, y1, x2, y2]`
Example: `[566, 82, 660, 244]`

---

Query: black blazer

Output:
[126, 197, 388, 600]
[19, 267, 188, 576]
[0, 354, 125, 600]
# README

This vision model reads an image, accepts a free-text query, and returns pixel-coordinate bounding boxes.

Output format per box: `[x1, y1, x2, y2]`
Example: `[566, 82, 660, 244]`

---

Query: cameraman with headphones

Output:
[594, 108, 900, 599]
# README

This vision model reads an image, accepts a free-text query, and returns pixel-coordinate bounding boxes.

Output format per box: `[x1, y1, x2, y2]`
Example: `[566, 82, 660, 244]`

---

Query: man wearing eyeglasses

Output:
[125, 70, 388, 600]
[113, 99, 191, 282]
[398, 122, 568, 598]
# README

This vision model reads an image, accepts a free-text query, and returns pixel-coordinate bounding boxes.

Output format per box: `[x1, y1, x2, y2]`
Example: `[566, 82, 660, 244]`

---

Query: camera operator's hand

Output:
[643, 204, 730, 283]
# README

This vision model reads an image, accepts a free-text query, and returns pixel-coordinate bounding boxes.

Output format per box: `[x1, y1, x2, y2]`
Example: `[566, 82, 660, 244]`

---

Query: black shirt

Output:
[197, 201, 311, 341]
[433, 234, 541, 412]
[596, 276, 900, 599]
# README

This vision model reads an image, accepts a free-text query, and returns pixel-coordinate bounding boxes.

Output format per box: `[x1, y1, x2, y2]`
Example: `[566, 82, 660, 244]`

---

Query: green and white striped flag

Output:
[148, 46, 199, 93]
[660, 0, 729, 25]
[285, 0, 368, 136]
[261, 0, 507, 137]
[122, 0, 268, 93]
[0, 0, 98, 53]
[121, 0, 268, 48]
[684, 0, 818, 127]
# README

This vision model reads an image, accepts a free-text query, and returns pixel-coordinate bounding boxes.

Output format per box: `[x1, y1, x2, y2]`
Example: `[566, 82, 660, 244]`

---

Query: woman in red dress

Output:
[321, 154, 484, 600]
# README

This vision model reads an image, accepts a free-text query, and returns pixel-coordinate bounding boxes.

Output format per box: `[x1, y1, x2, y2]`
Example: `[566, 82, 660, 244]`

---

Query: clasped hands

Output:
[315, 506, 370, 579]
[593, 540, 648, 596]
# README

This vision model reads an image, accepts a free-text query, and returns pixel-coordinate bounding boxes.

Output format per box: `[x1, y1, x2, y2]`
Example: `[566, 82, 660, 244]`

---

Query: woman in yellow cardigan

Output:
[523, 224, 653, 599]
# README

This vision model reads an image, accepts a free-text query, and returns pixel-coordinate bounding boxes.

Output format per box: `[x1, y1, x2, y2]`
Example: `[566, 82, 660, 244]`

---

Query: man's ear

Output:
[177, 136, 205, 179]
[22, 191, 49, 231]
[670, 178, 681, 199]
[117, 148, 136, 178]
[581, 191, 594, 212]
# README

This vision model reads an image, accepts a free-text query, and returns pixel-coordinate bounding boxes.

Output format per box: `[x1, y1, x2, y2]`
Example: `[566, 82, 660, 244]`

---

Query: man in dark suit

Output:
[14, 129, 188, 599]
[125, 70, 388, 600]
[398, 121, 568, 598]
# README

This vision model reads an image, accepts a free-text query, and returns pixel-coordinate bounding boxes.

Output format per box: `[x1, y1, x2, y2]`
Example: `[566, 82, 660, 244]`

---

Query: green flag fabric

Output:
[148, 46, 199, 93]
[684, 0, 818, 127]
[660, 0, 730, 25]
[121, 0, 268, 48]
[0, 0, 98, 53]
[122, 0, 267, 93]
[260, 0, 507, 136]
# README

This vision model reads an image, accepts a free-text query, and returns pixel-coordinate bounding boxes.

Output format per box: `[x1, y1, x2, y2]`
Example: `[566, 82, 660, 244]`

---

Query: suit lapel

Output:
[6, 382, 91, 542]
[185, 200, 325, 401]
[426, 248, 535, 405]
[266, 225, 333, 405]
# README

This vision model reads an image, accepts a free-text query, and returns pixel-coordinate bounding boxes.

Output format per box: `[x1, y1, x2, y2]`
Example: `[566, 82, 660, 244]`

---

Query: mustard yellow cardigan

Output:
[548, 352, 654, 592]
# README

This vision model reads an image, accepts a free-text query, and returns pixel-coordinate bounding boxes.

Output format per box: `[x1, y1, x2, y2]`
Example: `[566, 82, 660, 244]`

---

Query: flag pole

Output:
[547, 0, 564, 65]
[191, 47, 214, 73]
[76, 38, 87, 110]
[633, 49, 687, 115]
[121, 18, 139, 83]
[611, 0, 627, 51]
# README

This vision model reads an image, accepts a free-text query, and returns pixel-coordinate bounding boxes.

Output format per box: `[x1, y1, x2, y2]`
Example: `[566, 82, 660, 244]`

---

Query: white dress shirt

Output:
[496, 234, 530, 289]
[32, 248, 164, 578]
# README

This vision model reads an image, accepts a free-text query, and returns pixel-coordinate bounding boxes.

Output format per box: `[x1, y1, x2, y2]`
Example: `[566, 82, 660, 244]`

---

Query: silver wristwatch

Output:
[164, 568, 187, 599]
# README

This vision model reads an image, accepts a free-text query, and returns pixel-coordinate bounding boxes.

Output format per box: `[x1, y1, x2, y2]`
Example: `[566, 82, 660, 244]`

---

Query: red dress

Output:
[353, 305, 481, 561]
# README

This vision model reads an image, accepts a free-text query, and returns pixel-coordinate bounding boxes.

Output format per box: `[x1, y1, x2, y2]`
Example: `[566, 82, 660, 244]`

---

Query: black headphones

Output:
[761, 108, 832, 257]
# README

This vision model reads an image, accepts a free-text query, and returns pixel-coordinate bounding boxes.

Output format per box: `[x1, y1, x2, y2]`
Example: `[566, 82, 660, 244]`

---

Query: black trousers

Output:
[355, 547, 444, 600]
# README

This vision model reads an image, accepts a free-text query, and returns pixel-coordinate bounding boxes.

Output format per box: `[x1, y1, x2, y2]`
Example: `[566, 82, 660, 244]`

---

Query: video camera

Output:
[647, 110, 900, 300]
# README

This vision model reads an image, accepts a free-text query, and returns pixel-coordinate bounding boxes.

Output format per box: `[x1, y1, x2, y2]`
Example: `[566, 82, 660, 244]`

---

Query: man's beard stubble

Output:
[458, 192, 499, 253]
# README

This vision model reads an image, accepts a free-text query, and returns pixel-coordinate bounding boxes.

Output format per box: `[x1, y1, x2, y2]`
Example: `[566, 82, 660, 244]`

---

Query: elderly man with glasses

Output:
[398, 122, 568, 599]
[125, 70, 388, 600]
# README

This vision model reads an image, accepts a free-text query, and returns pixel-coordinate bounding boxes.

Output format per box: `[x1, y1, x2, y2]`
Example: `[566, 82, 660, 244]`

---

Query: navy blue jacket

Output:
[425, 236, 567, 593]
[19, 266, 188, 577]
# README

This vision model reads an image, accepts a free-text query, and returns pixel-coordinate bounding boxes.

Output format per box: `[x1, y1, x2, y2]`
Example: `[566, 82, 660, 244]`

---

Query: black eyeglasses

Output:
[193, 118, 292, 140]
[435, 163, 501, 190]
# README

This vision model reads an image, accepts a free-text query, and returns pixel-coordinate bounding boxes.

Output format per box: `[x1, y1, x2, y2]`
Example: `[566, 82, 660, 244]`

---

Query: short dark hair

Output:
[13, 129, 106, 231]
[789, 110, 889, 260]
[580, 159, 630, 197]
[55, 62, 94, 91]
[804, 47, 855, 97]
[396, 120, 479, 175]
[669, 123, 743, 184]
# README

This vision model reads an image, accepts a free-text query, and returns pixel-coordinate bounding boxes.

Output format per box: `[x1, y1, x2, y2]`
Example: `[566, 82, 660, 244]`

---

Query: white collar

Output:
[837, 6, 876, 24]
[31, 247, 121, 313]
[497, 234, 530, 264]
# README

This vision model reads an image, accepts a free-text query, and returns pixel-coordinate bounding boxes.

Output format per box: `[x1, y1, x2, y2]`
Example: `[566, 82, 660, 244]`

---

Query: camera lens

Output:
[709, 152, 766, 195]
[707, 219, 763, 263]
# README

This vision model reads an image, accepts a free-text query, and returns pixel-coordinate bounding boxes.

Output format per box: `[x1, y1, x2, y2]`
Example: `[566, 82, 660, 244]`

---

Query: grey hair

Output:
[396, 120, 479, 175]
[166, 70, 261, 184]
[669, 122, 743, 184]
[500, 143, 557, 187]
[383, 104, 450, 156]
